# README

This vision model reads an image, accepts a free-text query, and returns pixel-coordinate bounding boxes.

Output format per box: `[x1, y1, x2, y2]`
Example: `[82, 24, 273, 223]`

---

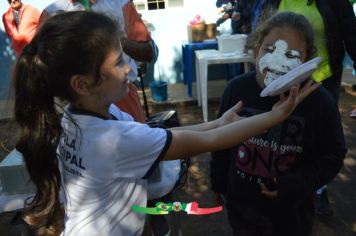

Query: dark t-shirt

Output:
[210, 71, 346, 235]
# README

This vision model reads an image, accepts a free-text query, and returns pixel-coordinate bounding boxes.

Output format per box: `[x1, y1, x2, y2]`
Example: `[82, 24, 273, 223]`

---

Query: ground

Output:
[0, 84, 355, 236]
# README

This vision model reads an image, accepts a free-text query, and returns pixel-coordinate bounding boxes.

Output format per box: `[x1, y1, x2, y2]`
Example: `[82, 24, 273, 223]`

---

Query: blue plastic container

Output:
[149, 81, 168, 102]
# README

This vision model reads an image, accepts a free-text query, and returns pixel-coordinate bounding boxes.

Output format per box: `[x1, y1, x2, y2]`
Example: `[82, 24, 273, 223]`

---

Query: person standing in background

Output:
[228, 0, 258, 34]
[216, 0, 241, 34]
[2, 0, 40, 56]
[39, 0, 154, 123]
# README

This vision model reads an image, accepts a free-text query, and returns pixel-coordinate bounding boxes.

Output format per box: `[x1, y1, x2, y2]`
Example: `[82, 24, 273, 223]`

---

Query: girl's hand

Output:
[213, 191, 226, 205]
[272, 80, 320, 119]
[260, 183, 278, 200]
[217, 101, 244, 127]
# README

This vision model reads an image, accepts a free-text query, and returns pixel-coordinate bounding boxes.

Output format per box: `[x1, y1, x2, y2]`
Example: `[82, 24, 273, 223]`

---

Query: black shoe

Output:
[149, 215, 171, 236]
[315, 189, 333, 216]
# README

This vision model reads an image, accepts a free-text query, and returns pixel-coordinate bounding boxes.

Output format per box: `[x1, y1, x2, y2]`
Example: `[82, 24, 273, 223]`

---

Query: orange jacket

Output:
[122, 1, 150, 42]
[2, 4, 40, 56]
[115, 1, 151, 123]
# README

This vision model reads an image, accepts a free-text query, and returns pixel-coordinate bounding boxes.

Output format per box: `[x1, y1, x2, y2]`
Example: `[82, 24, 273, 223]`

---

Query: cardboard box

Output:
[187, 23, 206, 42]
[0, 149, 36, 195]
[187, 23, 217, 42]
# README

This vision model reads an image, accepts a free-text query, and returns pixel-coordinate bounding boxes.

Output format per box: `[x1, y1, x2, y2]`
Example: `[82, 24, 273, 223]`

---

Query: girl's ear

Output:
[70, 75, 92, 96]
[254, 44, 260, 58]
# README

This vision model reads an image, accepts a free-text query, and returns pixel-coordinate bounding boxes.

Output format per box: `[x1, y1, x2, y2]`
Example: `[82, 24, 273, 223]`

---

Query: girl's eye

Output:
[264, 46, 274, 53]
[285, 51, 300, 59]
[116, 58, 125, 67]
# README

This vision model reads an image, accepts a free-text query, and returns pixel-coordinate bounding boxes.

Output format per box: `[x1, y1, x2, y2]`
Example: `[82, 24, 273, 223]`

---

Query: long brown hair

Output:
[13, 11, 120, 235]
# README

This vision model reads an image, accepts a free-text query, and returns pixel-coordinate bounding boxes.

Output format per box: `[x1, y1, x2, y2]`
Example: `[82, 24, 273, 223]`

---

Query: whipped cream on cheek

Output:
[258, 40, 302, 86]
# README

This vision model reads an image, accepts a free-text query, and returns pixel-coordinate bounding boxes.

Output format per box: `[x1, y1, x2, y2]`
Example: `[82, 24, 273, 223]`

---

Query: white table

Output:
[195, 49, 254, 122]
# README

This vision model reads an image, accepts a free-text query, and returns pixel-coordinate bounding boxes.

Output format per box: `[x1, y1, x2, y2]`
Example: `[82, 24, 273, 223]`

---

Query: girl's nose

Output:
[124, 62, 132, 75]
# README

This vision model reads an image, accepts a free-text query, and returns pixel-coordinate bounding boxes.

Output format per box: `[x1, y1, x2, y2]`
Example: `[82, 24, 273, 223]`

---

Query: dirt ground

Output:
[0, 85, 355, 236]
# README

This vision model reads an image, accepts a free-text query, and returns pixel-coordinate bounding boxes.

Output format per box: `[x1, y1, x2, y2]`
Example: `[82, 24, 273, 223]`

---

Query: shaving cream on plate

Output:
[260, 57, 322, 97]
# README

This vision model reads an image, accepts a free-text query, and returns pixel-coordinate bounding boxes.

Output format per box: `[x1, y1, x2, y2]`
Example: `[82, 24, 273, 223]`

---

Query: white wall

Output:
[137, 0, 219, 83]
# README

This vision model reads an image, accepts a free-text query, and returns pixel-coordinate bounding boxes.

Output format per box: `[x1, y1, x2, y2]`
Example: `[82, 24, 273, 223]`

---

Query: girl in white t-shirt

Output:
[13, 11, 319, 236]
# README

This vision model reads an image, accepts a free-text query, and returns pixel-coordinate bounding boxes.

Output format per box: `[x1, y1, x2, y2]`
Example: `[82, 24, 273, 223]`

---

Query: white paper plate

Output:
[260, 57, 322, 97]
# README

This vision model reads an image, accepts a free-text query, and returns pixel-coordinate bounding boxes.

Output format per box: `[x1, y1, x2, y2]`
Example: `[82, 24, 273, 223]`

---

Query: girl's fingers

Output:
[260, 183, 268, 191]
[260, 183, 278, 199]
[303, 79, 314, 89]
[289, 86, 299, 98]
[261, 189, 278, 199]
[231, 101, 243, 112]
[307, 81, 321, 93]
[286, 86, 298, 105]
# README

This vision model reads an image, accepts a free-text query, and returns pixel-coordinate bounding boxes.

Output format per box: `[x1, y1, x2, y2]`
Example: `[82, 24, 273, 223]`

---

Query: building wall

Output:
[135, 0, 219, 84]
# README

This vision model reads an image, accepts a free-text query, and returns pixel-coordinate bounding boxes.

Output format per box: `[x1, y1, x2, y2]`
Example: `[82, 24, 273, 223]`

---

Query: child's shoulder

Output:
[225, 71, 258, 95]
[300, 85, 338, 112]
[307, 85, 335, 102]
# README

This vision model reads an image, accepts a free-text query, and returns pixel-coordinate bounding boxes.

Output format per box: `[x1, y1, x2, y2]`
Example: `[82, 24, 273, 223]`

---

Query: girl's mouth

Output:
[265, 68, 287, 76]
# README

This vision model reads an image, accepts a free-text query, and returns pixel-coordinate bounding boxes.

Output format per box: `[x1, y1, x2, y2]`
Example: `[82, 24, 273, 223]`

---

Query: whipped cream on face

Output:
[258, 40, 302, 86]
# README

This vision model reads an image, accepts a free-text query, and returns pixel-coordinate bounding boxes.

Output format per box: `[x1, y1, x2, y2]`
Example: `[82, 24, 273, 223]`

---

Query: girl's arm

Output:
[164, 107, 286, 160]
[163, 81, 319, 160]
[170, 101, 244, 132]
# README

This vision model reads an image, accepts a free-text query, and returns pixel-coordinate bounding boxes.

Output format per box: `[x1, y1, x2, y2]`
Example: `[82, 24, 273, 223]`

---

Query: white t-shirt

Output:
[44, 0, 138, 81]
[57, 104, 171, 235]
